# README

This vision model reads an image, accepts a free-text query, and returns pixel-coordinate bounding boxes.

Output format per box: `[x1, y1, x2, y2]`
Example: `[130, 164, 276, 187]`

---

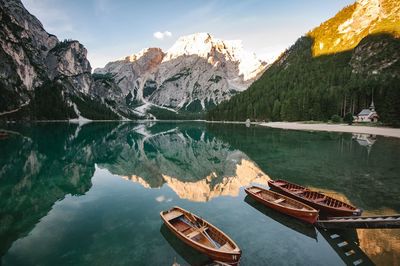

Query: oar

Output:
[185, 214, 220, 248]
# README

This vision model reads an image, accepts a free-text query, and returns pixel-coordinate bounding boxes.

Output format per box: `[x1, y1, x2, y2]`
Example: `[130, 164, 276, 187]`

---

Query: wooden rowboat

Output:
[244, 196, 318, 240]
[0, 132, 9, 140]
[245, 186, 319, 224]
[268, 179, 362, 217]
[160, 206, 241, 265]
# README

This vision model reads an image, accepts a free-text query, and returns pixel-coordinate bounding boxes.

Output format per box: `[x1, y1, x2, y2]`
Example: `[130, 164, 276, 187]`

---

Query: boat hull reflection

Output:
[244, 196, 318, 240]
[160, 224, 213, 266]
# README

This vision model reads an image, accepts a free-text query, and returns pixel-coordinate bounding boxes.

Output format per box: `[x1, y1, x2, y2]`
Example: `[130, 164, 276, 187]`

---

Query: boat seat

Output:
[273, 198, 285, 204]
[187, 230, 201, 239]
[314, 197, 326, 203]
[249, 188, 262, 194]
[219, 243, 233, 251]
[186, 226, 208, 239]
[292, 189, 304, 195]
[164, 210, 183, 221]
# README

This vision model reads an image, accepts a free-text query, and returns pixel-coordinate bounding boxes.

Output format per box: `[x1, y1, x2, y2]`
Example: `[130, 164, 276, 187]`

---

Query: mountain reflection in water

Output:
[97, 123, 270, 201]
[309, 187, 400, 265]
[0, 122, 269, 257]
[0, 122, 399, 265]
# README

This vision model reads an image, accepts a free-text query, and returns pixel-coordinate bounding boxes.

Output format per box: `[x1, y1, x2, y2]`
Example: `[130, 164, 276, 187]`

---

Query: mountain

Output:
[207, 0, 400, 126]
[1, 1, 267, 121]
[309, 0, 400, 56]
[94, 33, 267, 118]
[0, 0, 119, 120]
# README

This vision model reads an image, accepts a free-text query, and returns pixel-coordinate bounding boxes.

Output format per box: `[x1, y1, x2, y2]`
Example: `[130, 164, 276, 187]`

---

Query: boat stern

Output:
[353, 208, 363, 216]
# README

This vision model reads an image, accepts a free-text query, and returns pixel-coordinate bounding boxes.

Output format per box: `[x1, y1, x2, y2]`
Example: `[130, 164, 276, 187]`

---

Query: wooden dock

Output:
[316, 214, 400, 229]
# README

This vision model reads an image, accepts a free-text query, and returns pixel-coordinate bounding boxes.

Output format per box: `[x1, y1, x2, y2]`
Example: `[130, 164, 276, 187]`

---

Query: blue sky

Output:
[21, 0, 355, 69]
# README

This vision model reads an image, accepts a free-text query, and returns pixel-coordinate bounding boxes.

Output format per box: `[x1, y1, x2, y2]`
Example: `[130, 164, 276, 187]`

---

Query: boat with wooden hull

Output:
[245, 186, 318, 224]
[244, 196, 318, 240]
[0, 132, 9, 140]
[268, 180, 362, 217]
[160, 206, 241, 265]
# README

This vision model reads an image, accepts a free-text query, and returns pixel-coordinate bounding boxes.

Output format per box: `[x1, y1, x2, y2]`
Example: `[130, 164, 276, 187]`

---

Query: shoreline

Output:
[259, 122, 400, 139]
[2, 119, 400, 139]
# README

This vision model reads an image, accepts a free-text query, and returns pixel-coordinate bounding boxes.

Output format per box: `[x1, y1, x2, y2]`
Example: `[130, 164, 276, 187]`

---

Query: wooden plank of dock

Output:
[316, 214, 400, 229]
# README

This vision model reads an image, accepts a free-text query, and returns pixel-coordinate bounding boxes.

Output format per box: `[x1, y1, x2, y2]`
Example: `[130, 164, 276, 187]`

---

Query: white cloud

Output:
[155, 195, 165, 202]
[153, 31, 172, 40]
[155, 195, 172, 202]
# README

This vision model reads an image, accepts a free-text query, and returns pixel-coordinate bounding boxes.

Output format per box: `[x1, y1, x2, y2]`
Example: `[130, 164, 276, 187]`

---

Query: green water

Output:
[0, 122, 399, 265]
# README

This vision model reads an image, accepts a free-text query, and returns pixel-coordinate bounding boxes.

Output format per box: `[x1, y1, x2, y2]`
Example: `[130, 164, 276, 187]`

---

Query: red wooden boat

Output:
[160, 206, 241, 265]
[268, 179, 362, 217]
[245, 186, 319, 224]
[0, 132, 9, 140]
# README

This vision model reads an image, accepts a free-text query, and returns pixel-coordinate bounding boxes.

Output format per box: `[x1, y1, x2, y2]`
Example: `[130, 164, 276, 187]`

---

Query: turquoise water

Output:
[0, 122, 399, 265]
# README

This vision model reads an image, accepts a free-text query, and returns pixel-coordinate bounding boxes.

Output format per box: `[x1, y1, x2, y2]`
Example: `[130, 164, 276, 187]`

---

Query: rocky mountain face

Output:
[0, 0, 56, 112]
[0, 0, 118, 120]
[94, 33, 267, 118]
[309, 0, 400, 56]
[208, 0, 400, 126]
[0, 1, 266, 120]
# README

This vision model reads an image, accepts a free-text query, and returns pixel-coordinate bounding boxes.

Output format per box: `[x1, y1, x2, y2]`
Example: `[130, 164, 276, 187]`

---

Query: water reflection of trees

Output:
[0, 122, 268, 256]
[207, 123, 400, 212]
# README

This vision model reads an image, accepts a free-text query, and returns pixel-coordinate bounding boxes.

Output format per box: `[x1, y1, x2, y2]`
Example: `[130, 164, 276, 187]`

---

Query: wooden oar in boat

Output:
[160, 206, 241, 265]
[186, 212, 220, 248]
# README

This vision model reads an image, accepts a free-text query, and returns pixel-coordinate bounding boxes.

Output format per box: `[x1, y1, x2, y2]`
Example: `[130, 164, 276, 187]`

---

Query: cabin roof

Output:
[358, 109, 372, 116]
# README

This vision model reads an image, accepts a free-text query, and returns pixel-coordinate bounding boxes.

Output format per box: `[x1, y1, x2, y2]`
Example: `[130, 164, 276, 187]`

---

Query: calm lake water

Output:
[0, 122, 399, 265]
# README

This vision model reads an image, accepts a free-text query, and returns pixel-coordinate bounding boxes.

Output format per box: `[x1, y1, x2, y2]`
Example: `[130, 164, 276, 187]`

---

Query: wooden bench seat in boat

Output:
[219, 243, 233, 251]
[314, 197, 326, 203]
[164, 210, 183, 221]
[273, 198, 285, 204]
[249, 187, 262, 194]
[291, 189, 305, 195]
[186, 226, 209, 239]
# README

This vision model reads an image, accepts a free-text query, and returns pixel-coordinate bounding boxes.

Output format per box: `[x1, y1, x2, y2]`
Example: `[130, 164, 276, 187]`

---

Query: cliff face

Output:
[94, 33, 267, 118]
[46, 41, 93, 94]
[0, 0, 118, 120]
[0, 0, 57, 111]
[308, 0, 400, 56]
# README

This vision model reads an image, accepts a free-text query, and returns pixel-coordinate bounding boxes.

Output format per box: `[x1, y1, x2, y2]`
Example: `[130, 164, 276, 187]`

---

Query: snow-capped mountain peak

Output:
[94, 32, 268, 117]
[163, 33, 266, 80]
[163, 33, 213, 61]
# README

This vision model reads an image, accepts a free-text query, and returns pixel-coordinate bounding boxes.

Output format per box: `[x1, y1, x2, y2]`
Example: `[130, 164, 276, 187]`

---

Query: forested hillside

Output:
[207, 34, 400, 126]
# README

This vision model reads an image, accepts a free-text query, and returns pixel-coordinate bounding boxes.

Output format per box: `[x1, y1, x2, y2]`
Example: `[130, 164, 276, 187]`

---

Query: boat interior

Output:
[275, 181, 356, 210]
[163, 209, 235, 252]
[249, 187, 313, 211]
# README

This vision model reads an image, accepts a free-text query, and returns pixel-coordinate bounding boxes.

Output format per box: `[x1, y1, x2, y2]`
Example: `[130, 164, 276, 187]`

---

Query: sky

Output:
[21, 0, 355, 69]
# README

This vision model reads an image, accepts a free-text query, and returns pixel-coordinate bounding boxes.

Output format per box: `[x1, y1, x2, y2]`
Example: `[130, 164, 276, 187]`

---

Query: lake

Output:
[0, 122, 399, 265]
